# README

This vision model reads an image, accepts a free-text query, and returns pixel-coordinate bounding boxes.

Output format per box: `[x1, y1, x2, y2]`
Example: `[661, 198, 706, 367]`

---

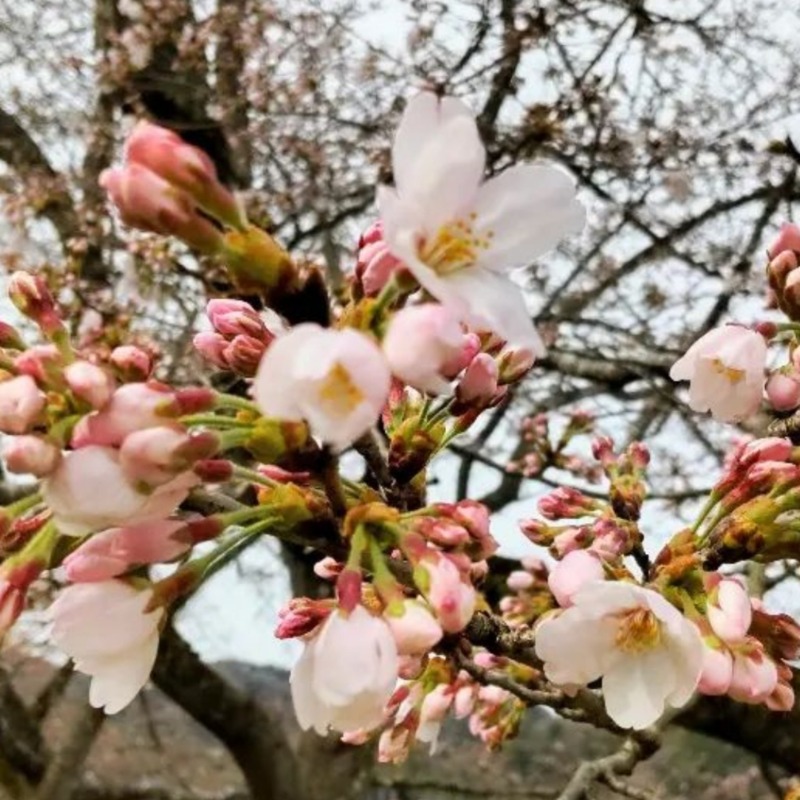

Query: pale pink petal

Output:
[473, 164, 585, 269]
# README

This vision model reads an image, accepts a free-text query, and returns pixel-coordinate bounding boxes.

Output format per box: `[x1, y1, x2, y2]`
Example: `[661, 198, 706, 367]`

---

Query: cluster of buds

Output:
[377, 653, 525, 763]
[690, 576, 798, 711]
[498, 556, 555, 627]
[692, 437, 800, 567]
[100, 121, 297, 296]
[193, 299, 277, 376]
[508, 410, 602, 481]
[519, 437, 647, 572]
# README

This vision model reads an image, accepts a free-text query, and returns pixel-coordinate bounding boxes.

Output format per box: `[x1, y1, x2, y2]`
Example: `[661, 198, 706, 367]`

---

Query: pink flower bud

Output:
[547, 549, 605, 608]
[697, 640, 733, 695]
[336, 569, 362, 613]
[4, 435, 61, 477]
[193, 459, 233, 482]
[0, 322, 25, 351]
[100, 164, 224, 253]
[456, 353, 499, 405]
[497, 347, 536, 384]
[551, 527, 588, 556]
[206, 299, 269, 340]
[356, 221, 407, 296]
[275, 597, 331, 639]
[8, 272, 63, 336]
[441, 332, 481, 379]
[768, 222, 800, 258]
[519, 518, 555, 546]
[420, 684, 453, 724]
[119, 426, 219, 487]
[453, 685, 476, 719]
[64, 361, 115, 409]
[383, 304, 465, 394]
[110, 346, 152, 381]
[538, 486, 594, 520]
[193, 332, 230, 369]
[591, 436, 616, 466]
[14, 345, 61, 384]
[71, 382, 175, 447]
[222, 334, 267, 376]
[741, 437, 793, 465]
[0, 375, 46, 434]
[386, 599, 443, 655]
[63, 519, 189, 582]
[420, 553, 475, 633]
[125, 121, 246, 230]
[766, 371, 800, 411]
[765, 680, 795, 712]
[507, 570, 534, 591]
[707, 579, 752, 643]
[767, 251, 797, 298]
[728, 646, 778, 703]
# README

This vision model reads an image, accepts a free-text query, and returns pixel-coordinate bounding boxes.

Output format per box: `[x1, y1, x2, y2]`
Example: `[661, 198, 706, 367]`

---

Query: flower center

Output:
[710, 358, 744, 385]
[417, 215, 492, 275]
[615, 608, 662, 654]
[318, 362, 364, 416]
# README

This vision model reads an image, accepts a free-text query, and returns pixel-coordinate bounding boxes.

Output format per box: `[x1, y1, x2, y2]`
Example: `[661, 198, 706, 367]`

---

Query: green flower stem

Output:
[214, 392, 261, 414]
[181, 413, 253, 429]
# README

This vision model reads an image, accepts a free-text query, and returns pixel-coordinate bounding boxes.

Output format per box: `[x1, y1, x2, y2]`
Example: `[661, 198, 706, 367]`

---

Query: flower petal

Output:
[79, 630, 159, 714]
[602, 649, 673, 729]
[474, 164, 585, 269]
[392, 93, 476, 195]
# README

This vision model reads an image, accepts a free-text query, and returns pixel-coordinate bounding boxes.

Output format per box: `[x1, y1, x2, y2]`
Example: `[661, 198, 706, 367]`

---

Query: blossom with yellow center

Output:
[536, 582, 703, 729]
[670, 325, 767, 423]
[378, 91, 585, 353]
[253, 324, 391, 450]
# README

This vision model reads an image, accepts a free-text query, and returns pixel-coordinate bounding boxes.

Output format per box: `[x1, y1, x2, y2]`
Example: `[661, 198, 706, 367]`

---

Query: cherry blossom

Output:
[378, 92, 584, 350]
[49, 581, 163, 713]
[290, 605, 398, 734]
[535, 582, 704, 729]
[383, 304, 467, 393]
[669, 326, 767, 422]
[253, 324, 391, 449]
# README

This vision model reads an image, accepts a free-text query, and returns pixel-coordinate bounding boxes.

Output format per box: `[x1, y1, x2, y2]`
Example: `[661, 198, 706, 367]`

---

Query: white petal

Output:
[252, 324, 321, 419]
[290, 645, 329, 734]
[80, 630, 159, 714]
[392, 93, 475, 194]
[535, 610, 618, 686]
[602, 648, 674, 730]
[663, 625, 704, 709]
[572, 581, 643, 618]
[473, 164, 585, 269]
[50, 582, 161, 659]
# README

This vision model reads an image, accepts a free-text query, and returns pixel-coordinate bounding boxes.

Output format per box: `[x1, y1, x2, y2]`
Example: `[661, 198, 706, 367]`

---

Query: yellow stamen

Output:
[418, 218, 492, 275]
[318, 362, 364, 416]
[711, 358, 744, 384]
[615, 608, 662, 654]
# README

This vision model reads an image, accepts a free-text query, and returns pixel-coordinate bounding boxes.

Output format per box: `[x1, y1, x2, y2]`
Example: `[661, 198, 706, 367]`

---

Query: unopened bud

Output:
[110, 346, 152, 381]
[8, 272, 64, 337]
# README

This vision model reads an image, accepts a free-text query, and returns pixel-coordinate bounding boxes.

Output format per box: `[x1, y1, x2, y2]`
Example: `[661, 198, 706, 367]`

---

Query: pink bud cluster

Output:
[100, 121, 246, 253]
[194, 299, 276, 376]
[697, 577, 797, 711]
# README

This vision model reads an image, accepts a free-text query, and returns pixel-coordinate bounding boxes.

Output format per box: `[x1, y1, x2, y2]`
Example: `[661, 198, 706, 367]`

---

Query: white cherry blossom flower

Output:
[290, 605, 398, 734]
[669, 326, 767, 423]
[49, 580, 163, 714]
[535, 582, 703, 729]
[378, 92, 585, 350]
[253, 324, 391, 449]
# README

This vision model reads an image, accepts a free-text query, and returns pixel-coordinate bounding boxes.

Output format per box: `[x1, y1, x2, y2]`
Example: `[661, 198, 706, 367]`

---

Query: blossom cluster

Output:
[0, 90, 797, 765]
